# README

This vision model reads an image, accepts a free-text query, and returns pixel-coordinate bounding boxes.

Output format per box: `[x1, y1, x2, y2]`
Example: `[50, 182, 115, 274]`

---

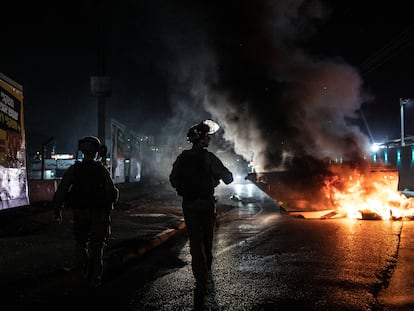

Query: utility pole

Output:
[90, 7, 110, 147]
[90, 75, 110, 146]
[96, 44, 108, 144]
[400, 98, 408, 147]
[41, 137, 54, 180]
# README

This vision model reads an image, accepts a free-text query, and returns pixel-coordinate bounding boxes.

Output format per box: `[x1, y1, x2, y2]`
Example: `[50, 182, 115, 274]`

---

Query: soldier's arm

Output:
[102, 167, 119, 203]
[209, 153, 234, 185]
[52, 165, 75, 222]
[169, 155, 182, 189]
[52, 165, 75, 208]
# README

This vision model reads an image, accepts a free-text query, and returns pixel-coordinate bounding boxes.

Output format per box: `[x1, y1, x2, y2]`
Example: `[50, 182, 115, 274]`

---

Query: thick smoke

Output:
[161, 0, 371, 178]
[200, 0, 370, 172]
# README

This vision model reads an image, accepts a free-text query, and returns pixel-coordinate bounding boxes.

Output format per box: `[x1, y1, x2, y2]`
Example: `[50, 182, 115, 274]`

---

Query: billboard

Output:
[0, 73, 29, 210]
[128, 131, 142, 182]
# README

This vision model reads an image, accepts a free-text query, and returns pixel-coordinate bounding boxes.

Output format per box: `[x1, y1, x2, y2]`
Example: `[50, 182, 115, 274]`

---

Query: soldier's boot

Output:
[194, 281, 207, 310]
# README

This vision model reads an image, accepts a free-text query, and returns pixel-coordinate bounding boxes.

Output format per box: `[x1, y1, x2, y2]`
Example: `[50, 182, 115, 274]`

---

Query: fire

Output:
[322, 165, 414, 220]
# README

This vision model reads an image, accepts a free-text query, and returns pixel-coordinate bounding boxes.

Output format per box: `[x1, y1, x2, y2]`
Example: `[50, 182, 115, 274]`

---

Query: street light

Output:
[400, 98, 410, 147]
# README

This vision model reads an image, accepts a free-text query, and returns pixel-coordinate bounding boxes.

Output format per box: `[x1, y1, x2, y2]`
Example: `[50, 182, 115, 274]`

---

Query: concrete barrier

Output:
[28, 179, 58, 204]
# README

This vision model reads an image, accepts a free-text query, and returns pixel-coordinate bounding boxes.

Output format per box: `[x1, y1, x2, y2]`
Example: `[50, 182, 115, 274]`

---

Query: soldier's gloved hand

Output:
[54, 209, 63, 224]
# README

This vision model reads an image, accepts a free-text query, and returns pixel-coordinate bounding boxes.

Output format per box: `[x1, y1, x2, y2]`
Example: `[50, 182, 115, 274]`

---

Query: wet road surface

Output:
[133, 182, 402, 310]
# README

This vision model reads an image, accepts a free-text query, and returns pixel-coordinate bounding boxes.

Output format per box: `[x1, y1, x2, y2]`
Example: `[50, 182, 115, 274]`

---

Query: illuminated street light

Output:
[370, 143, 380, 152]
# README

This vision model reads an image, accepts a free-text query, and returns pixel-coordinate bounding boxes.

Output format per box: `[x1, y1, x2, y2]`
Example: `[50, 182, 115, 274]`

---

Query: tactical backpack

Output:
[65, 161, 110, 209]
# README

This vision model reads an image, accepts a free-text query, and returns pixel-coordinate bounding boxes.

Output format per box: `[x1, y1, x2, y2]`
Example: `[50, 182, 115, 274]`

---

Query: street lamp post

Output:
[400, 98, 408, 147]
[91, 5, 111, 157]
[90, 76, 110, 142]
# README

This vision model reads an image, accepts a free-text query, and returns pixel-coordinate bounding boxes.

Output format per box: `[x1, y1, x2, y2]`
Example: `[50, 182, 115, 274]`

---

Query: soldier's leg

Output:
[202, 206, 216, 271]
[88, 210, 109, 287]
[72, 208, 90, 276]
[183, 202, 208, 287]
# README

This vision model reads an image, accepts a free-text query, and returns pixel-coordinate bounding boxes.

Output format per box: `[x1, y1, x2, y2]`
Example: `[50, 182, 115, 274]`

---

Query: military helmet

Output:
[186, 119, 220, 143]
[78, 136, 102, 153]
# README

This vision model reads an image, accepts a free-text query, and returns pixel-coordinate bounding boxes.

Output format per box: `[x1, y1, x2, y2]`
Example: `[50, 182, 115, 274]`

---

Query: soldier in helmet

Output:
[53, 136, 119, 288]
[169, 120, 233, 309]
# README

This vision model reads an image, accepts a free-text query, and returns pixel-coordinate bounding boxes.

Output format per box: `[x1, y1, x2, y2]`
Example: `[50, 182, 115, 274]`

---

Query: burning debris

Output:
[246, 160, 414, 220]
[161, 1, 414, 222]
[321, 163, 414, 220]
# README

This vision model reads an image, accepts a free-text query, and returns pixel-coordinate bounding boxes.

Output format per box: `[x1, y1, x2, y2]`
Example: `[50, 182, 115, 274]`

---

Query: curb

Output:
[105, 220, 186, 269]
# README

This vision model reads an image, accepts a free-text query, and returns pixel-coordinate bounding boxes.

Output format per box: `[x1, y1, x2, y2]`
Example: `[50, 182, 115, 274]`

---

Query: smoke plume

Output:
[158, 0, 372, 180]
[200, 0, 370, 172]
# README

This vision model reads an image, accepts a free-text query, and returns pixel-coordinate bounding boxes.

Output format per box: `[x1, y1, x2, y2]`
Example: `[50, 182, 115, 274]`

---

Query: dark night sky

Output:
[2, 1, 414, 170]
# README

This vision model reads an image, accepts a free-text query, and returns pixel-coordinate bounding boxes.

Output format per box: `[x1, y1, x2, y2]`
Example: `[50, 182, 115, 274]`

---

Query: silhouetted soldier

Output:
[169, 120, 233, 309]
[53, 136, 119, 288]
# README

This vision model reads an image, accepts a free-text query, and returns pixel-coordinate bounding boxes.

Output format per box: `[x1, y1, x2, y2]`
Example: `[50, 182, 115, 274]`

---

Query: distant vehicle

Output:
[0, 72, 29, 210]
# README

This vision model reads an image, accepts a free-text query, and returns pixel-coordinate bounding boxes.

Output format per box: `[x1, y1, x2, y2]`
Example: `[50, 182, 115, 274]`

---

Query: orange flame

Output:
[322, 165, 414, 220]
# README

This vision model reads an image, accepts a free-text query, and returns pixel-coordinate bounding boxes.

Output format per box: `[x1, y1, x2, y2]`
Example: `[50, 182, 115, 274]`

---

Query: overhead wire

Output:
[357, 22, 414, 143]
[360, 23, 414, 75]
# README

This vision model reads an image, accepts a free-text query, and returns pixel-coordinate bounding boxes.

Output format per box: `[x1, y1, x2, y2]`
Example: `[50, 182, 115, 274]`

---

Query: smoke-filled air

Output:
[164, 0, 371, 174]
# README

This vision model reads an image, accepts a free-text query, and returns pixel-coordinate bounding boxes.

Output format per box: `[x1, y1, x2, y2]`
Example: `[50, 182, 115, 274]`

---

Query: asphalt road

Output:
[1, 180, 410, 311]
[132, 182, 404, 311]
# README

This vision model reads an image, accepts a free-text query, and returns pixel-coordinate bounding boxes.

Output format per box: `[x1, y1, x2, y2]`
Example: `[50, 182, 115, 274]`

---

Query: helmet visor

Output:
[203, 119, 220, 135]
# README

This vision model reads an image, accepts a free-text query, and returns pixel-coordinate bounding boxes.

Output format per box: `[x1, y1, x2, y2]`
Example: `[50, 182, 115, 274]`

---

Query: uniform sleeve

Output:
[209, 152, 234, 185]
[102, 166, 119, 204]
[52, 165, 75, 211]
[169, 154, 181, 189]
